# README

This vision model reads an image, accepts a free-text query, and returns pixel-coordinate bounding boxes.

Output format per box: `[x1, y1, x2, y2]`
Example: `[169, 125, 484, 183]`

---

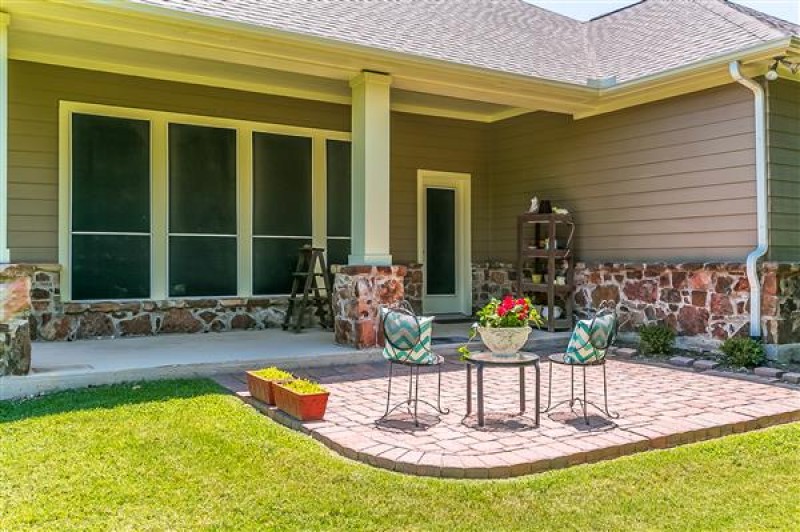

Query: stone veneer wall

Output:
[472, 262, 518, 310]
[9, 261, 800, 348]
[467, 261, 792, 346]
[402, 263, 423, 315]
[573, 263, 754, 343]
[11, 264, 290, 341]
[333, 265, 406, 349]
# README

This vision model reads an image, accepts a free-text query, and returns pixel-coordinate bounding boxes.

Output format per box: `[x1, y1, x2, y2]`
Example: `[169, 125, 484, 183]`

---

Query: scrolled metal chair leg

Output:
[414, 366, 420, 427]
[384, 362, 394, 417]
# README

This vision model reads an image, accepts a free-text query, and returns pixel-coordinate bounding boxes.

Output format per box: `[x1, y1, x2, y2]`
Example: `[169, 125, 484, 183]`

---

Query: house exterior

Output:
[1, 0, 800, 358]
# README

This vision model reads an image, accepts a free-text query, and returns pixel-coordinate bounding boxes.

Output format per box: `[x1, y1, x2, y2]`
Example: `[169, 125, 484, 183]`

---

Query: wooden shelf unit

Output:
[516, 212, 575, 332]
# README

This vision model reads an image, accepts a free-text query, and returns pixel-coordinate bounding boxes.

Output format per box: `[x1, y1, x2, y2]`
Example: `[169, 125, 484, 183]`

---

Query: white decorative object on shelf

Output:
[541, 306, 563, 320]
[528, 196, 539, 213]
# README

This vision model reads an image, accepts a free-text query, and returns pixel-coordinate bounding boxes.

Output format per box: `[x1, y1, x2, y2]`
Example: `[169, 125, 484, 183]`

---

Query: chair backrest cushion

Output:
[563, 312, 616, 364]
[380, 307, 435, 365]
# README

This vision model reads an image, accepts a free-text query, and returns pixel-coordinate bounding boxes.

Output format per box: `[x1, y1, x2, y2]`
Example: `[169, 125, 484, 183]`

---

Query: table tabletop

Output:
[464, 351, 540, 367]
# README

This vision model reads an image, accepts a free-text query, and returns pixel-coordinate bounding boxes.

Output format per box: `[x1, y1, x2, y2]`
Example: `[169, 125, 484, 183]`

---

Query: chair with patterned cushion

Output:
[379, 303, 449, 426]
[544, 304, 620, 424]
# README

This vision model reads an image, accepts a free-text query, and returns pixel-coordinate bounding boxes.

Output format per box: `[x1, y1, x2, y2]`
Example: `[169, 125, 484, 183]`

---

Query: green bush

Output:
[283, 379, 327, 395]
[720, 337, 766, 369]
[638, 324, 676, 356]
[251, 367, 294, 381]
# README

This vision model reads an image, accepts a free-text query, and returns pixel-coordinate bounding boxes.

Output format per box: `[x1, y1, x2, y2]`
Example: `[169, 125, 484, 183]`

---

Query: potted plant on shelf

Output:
[273, 379, 330, 421]
[459, 295, 543, 359]
[246, 367, 294, 405]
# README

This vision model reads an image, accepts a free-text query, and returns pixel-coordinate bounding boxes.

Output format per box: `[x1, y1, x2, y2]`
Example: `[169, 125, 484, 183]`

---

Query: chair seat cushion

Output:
[562, 313, 615, 364]
[380, 307, 436, 365]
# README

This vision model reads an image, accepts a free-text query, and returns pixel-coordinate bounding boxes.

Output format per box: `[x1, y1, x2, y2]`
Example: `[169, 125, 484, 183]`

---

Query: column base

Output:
[333, 265, 407, 349]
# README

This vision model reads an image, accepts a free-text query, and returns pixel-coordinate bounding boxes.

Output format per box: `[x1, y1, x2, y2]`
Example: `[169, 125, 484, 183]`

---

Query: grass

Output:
[2, 379, 800, 530]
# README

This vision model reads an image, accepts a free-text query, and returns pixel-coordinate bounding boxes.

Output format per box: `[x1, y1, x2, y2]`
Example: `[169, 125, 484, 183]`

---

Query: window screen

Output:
[252, 132, 312, 294]
[70, 113, 151, 300]
[326, 139, 351, 266]
[168, 123, 237, 297]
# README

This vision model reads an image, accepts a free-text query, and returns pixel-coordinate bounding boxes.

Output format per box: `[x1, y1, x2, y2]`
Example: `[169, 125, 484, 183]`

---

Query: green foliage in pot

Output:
[720, 337, 765, 369]
[638, 324, 675, 356]
[283, 379, 327, 395]
[251, 367, 294, 381]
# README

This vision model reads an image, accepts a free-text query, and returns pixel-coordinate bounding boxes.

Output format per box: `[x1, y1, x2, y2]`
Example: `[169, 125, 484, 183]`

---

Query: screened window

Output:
[252, 132, 312, 295]
[70, 114, 151, 300]
[168, 123, 237, 297]
[326, 139, 351, 266]
[65, 105, 350, 302]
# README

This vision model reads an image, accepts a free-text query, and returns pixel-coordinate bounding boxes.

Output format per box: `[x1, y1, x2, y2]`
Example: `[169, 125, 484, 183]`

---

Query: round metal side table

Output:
[464, 352, 541, 427]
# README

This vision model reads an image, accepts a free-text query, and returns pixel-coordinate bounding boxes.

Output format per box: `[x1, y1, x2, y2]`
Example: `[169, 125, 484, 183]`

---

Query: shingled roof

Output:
[132, 0, 799, 86]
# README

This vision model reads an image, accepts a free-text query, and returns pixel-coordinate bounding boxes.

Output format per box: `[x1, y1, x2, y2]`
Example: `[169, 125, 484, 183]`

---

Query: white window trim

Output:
[59, 100, 350, 302]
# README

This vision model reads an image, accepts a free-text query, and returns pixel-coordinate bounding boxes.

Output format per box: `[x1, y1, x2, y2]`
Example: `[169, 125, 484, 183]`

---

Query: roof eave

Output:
[573, 37, 792, 119]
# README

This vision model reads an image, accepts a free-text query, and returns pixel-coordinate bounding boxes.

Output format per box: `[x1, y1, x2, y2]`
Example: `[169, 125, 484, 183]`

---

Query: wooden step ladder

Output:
[282, 246, 334, 333]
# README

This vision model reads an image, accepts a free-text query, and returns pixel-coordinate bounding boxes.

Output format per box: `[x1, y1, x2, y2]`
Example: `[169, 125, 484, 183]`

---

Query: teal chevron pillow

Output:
[563, 313, 615, 364]
[380, 308, 435, 365]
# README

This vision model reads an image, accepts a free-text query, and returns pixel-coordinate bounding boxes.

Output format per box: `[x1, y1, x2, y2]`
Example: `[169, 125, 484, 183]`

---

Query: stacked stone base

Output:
[6, 264, 293, 341]
[5, 260, 800, 360]
[333, 265, 406, 348]
[0, 319, 31, 376]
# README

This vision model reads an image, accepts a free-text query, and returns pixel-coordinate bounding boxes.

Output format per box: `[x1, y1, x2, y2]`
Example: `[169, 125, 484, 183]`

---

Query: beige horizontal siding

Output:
[8, 60, 350, 263]
[768, 79, 800, 261]
[390, 112, 487, 263]
[488, 84, 757, 262]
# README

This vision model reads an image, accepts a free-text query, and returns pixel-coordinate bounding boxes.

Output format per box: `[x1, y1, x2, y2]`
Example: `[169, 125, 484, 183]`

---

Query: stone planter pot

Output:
[246, 371, 291, 406]
[273, 383, 330, 421]
[478, 326, 531, 358]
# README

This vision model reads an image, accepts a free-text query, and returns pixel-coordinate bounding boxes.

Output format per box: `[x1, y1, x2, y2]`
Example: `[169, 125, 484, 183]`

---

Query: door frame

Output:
[416, 169, 472, 315]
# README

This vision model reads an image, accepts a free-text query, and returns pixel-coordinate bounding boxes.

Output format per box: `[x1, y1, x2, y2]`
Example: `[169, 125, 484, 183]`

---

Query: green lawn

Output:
[2, 380, 799, 530]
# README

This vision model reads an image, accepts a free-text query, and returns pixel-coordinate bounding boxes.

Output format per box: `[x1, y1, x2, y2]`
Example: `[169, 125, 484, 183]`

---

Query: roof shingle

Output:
[130, 0, 798, 86]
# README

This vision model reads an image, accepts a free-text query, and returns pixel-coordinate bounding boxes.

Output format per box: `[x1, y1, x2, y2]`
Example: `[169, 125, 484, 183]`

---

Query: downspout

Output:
[729, 61, 768, 338]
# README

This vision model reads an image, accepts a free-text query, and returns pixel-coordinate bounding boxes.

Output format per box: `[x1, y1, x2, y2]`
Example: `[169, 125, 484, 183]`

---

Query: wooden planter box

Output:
[273, 383, 330, 421]
[246, 371, 291, 406]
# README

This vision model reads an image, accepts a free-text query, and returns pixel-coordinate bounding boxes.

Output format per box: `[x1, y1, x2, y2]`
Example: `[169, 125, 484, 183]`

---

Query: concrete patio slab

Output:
[217, 355, 800, 479]
[0, 322, 564, 400]
[0, 328, 376, 400]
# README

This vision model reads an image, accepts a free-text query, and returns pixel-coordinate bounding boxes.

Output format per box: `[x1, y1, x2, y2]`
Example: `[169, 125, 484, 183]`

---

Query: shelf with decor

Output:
[517, 212, 575, 332]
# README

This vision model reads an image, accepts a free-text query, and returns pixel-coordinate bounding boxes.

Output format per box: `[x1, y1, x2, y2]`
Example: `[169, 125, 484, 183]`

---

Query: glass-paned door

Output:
[419, 171, 471, 315]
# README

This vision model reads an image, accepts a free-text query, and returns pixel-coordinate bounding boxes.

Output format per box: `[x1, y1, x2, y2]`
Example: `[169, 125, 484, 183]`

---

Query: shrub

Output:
[720, 337, 766, 369]
[638, 324, 675, 356]
[251, 367, 294, 381]
[283, 379, 327, 395]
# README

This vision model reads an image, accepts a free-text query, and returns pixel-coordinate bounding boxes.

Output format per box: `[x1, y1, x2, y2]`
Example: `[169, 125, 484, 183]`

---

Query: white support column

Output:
[349, 71, 392, 266]
[0, 12, 10, 263]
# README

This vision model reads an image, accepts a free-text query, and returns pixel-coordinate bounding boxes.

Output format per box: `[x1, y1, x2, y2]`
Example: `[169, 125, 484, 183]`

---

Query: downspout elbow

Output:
[729, 61, 768, 338]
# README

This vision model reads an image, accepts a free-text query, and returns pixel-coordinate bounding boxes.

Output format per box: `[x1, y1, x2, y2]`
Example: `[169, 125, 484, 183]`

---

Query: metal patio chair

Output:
[544, 303, 620, 424]
[379, 303, 449, 427]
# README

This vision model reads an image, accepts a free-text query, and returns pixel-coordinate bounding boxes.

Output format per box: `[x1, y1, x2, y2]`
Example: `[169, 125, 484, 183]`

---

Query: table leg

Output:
[477, 365, 484, 427]
[466, 364, 472, 415]
[535, 361, 541, 427]
[519, 366, 526, 414]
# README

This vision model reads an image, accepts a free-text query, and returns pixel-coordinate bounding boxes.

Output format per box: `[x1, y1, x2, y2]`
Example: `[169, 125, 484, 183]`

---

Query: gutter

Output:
[729, 61, 768, 338]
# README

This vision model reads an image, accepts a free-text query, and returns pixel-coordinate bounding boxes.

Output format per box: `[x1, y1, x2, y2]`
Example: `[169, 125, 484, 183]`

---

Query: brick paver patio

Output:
[215, 354, 800, 479]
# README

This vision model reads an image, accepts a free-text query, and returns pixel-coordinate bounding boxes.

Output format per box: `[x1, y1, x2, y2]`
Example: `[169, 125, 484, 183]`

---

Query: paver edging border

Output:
[235, 389, 800, 479]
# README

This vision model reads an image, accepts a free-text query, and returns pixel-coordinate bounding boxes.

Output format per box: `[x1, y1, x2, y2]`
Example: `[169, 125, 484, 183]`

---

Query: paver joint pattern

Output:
[215, 356, 800, 479]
